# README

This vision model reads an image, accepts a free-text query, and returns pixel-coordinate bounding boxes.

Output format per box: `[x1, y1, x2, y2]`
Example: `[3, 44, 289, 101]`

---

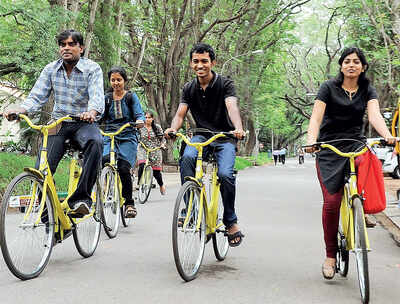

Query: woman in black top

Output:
[306, 47, 394, 280]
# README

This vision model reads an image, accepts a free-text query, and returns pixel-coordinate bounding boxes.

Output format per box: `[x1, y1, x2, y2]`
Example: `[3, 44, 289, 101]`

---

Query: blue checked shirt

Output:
[22, 58, 104, 119]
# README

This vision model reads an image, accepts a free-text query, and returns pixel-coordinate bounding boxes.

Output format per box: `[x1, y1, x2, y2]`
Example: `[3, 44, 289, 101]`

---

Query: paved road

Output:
[0, 158, 399, 303]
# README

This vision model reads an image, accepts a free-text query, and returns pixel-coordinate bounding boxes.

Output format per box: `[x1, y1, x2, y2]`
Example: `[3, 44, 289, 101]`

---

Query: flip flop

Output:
[125, 205, 137, 218]
[225, 230, 245, 247]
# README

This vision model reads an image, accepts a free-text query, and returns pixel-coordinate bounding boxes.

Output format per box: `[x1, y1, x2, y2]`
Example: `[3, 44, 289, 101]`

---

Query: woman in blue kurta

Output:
[102, 66, 145, 218]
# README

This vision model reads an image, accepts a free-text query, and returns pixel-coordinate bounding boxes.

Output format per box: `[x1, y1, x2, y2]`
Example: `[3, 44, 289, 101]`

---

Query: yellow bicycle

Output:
[0, 114, 102, 280]
[100, 122, 138, 237]
[169, 129, 240, 281]
[137, 141, 162, 204]
[305, 138, 386, 304]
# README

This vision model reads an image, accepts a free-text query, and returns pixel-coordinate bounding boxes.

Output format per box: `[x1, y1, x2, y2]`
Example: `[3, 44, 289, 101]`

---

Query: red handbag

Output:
[356, 150, 386, 214]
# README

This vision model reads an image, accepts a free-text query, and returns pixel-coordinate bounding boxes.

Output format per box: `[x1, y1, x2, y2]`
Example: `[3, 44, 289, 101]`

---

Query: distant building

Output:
[0, 85, 24, 144]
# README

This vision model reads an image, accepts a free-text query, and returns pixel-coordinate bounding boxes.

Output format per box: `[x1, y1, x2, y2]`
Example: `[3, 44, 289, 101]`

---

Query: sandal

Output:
[322, 264, 336, 280]
[125, 205, 137, 218]
[225, 230, 245, 247]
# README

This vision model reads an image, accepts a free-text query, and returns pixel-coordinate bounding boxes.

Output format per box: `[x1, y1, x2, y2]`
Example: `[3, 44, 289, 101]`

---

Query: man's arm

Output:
[164, 103, 188, 138]
[225, 97, 245, 139]
[82, 64, 104, 122]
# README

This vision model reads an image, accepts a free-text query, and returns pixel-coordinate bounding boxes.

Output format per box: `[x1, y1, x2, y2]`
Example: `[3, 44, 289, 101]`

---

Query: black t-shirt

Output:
[180, 72, 237, 133]
[317, 79, 378, 141]
[315, 79, 378, 194]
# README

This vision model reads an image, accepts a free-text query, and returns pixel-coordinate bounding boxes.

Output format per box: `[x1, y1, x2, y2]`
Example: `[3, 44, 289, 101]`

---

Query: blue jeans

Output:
[179, 135, 238, 228]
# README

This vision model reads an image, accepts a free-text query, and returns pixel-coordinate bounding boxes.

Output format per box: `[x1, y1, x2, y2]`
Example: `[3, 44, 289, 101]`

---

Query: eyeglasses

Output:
[145, 116, 152, 119]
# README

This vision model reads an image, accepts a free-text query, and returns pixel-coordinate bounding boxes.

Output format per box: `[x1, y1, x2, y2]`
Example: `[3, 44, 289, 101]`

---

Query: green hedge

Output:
[0, 152, 70, 196]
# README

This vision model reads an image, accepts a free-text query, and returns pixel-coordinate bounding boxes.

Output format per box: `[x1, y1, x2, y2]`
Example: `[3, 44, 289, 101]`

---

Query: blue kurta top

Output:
[102, 91, 145, 166]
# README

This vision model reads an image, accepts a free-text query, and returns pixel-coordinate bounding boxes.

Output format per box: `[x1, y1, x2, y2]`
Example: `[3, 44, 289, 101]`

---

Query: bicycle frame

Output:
[100, 123, 134, 208]
[318, 141, 381, 251]
[391, 97, 400, 154]
[175, 132, 227, 235]
[18, 114, 96, 239]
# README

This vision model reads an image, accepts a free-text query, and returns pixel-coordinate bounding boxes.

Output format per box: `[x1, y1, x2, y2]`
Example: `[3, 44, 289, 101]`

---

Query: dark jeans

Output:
[179, 135, 237, 228]
[102, 156, 134, 206]
[36, 122, 102, 207]
[138, 163, 164, 187]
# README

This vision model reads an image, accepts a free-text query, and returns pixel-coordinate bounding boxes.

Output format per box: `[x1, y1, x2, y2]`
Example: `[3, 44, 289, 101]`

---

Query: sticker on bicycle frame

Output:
[9, 195, 39, 208]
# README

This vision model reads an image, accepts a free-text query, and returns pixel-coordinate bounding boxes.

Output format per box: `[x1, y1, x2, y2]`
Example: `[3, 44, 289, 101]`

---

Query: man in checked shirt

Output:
[4, 29, 104, 216]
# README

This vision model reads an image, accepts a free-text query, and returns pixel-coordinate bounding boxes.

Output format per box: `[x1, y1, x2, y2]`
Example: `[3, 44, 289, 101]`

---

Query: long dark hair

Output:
[334, 47, 370, 87]
[145, 111, 162, 137]
[106, 66, 128, 93]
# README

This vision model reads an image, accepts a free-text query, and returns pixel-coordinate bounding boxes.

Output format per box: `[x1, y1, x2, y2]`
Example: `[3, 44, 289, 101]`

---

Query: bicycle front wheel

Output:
[138, 165, 153, 204]
[353, 197, 370, 304]
[100, 166, 121, 238]
[73, 178, 102, 258]
[0, 172, 55, 280]
[212, 191, 229, 261]
[172, 181, 206, 281]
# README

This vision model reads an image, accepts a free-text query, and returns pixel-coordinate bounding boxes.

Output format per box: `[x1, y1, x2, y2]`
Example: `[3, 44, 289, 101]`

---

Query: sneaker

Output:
[70, 201, 90, 216]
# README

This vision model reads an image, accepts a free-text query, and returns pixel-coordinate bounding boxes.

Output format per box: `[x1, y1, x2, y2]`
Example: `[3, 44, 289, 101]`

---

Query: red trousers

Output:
[316, 162, 343, 258]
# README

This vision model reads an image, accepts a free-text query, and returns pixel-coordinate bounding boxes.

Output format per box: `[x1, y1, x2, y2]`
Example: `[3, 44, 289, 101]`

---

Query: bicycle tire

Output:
[138, 165, 153, 204]
[73, 178, 102, 258]
[0, 172, 55, 280]
[212, 191, 229, 261]
[100, 166, 121, 238]
[172, 181, 206, 281]
[353, 197, 370, 304]
[336, 222, 349, 277]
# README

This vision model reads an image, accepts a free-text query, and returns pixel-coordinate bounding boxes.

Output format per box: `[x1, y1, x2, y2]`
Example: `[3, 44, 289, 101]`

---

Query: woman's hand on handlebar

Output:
[384, 135, 397, 145]
[304, 143, 319, 153]
[135, 120, 144, 128]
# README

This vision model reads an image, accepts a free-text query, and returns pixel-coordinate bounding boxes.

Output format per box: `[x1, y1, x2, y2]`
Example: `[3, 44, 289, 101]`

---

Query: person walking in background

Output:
[298, 147, 305, 164]
[272, 149, 279, 165]
[101, 66, 145, 218]
[137, 111, 167, 195]
[280, 147, 287, 164]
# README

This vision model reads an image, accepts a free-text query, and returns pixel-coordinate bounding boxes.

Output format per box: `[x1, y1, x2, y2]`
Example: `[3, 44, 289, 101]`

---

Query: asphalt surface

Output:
[0, 157, 399, 303]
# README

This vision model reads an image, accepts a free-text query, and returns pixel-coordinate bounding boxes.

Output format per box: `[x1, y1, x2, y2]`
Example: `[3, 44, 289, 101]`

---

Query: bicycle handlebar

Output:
[302, 138, 397, 158]
[100, 122, 139, 137]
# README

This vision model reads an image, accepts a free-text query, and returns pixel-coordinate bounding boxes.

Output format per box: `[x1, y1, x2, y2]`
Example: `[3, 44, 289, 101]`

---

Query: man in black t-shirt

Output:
[165, 43, 245, 247]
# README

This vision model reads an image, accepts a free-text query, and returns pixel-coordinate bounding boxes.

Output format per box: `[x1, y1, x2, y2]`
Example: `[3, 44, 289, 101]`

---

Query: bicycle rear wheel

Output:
[336, 221, 349, 277]
[100, 166, 121, 238]
[212, 191, 229, 261]
[353, 197, 370, 304]
[138, 165, 153, 204]
[172, 181, 206, 281]
[73, 178, 102, 258]
[0, 172, 55, 280]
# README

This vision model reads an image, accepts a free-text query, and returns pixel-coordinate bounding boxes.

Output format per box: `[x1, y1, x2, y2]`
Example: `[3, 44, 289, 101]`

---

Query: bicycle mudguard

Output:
[23, 167, 44, 180]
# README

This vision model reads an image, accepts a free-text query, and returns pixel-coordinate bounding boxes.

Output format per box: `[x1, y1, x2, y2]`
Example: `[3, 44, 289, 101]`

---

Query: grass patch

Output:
[234, 152, 271, 171]
[0, 152, 70, 196]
